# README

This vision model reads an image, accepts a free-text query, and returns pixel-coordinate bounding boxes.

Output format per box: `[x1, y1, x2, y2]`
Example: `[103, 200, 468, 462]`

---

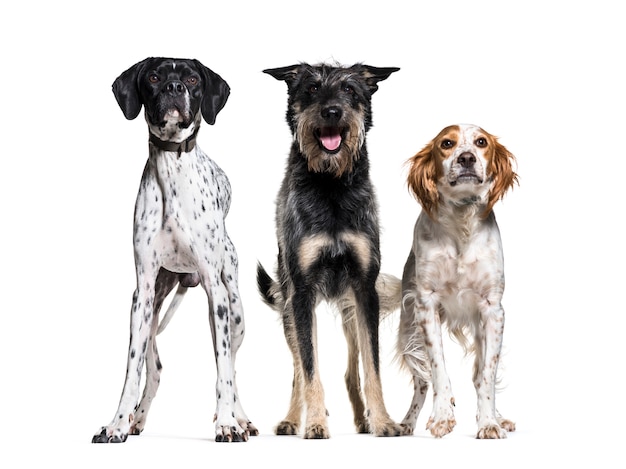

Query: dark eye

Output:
[308, 84, 319, 93]
[186, 76, 198, 86]
[148, 74, 159, 84]
[476, 137, 487, 147]
[343, 85, 354, 94]
[441, 139, 455, 149]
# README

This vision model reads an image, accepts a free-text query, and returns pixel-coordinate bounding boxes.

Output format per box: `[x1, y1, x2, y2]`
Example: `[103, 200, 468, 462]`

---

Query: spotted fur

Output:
[397, 124, 517, 439]
[257, 62, 402, 439]
[92, 57, 256, 444]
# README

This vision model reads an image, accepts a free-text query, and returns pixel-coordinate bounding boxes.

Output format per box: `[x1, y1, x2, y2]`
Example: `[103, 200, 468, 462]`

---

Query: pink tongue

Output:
[320, 128, 342, 151]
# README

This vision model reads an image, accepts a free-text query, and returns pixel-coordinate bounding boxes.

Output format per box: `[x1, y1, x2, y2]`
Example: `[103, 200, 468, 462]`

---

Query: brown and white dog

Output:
[397, 124, 518, 439]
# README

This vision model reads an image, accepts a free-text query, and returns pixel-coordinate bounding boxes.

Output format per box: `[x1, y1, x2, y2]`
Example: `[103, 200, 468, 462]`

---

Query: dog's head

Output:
[112, 57, 230, 143]
[407, 124, 518, 218]
[264, 62, 399, 177]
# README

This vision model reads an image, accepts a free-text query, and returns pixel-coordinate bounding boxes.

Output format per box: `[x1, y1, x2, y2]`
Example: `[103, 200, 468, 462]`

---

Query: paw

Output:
[91, 427, 128, 444]
[426, 416, 456, 438]
[371, 419, 403, 437]
[215, 425, 249, 442]
[476, 424, 507, 439]
[275, 420, 299, 435]
[241, 420, 259, 437]
[214, 412, 249, 442]
[427, 396, 456, 437]
[129, 427, 142, 436]
[354, 419, 370, 434]
[400, 422, 415, 436]
[304, 423, 330, 439]
[499, 418, 516, 432]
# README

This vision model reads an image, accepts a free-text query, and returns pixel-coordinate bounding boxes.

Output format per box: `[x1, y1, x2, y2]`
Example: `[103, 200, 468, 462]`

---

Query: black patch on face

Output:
[137, 59, 203, 128]
[264, 63, 398, 136]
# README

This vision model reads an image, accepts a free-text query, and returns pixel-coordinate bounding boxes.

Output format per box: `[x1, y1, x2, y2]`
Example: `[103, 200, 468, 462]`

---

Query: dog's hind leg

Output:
[339, 301, 369, 433]
[397, 249, 432, 434]
[275, 299, 305, 435]
[400, 373, 429, 435]
[256, 264, 306, 436]
[397, 343, 430, 435]
[130, 268, 179, 435]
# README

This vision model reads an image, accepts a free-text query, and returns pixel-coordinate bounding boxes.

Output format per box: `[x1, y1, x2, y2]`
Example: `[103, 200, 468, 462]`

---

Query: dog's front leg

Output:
[474, 302, 512, 439]
[203, 270, 248, 442]
[291, 287, 329, 439]
[220, 235, 258, 437]
[419, 299, 457, 438]
[92, 270, 158, 443]
[354, 288, 402, 437]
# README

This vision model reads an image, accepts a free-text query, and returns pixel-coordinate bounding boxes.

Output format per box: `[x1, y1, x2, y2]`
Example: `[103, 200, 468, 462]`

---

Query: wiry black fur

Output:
[257, 62, 401, 438]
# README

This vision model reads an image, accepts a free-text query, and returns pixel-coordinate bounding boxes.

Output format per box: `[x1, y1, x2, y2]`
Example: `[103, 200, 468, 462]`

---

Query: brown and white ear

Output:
[486, 139, 519, 213]
[406, 141, 439, 218]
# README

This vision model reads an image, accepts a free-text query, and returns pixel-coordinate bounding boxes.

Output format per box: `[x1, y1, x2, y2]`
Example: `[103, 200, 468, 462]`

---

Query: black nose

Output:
[321, 106, 342, 123]
[165, 80, 185, 96]
[457, 152, 476, 168]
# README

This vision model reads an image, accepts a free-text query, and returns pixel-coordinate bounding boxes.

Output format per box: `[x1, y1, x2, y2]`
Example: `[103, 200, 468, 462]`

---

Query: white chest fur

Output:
[132, 147, 231, 274]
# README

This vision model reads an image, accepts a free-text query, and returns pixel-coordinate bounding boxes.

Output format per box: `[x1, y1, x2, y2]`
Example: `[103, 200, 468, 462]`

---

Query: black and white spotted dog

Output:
[92, 57, 257, 443]
[257, 62, 402, 439]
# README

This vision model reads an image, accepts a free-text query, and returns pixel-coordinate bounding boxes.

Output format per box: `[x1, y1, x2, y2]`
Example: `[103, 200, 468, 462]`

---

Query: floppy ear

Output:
[486, 139, 519, 214]
[112, 58, 151, 120]
[195, 60, 230, 125]
[406, 141, 440, 219]
[359, 65, 400, 94]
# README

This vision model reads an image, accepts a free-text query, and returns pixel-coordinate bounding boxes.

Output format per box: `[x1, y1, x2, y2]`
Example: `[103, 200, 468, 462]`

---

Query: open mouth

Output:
[316, 126, 344, 153]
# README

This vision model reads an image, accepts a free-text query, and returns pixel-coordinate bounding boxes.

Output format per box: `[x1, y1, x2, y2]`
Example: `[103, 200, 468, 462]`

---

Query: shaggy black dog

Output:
[257, 62, 401, 439]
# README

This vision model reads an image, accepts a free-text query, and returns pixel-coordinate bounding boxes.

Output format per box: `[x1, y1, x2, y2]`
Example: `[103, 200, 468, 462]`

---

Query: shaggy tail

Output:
[376, 272, 403, 318]
[256, 262, 402, 318]
[256, 262, 282, 311]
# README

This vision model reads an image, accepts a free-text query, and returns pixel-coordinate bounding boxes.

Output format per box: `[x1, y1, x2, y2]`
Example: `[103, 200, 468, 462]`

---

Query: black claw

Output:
[92, 427, 128, 444]
[91, 429, 108, 444]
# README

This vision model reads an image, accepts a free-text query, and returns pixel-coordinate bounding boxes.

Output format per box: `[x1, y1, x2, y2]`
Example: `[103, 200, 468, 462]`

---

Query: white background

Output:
[1, 0, 623, 467]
